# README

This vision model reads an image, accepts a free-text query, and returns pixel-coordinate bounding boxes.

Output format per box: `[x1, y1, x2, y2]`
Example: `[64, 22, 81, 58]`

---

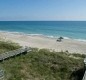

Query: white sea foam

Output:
[47, 36, 56, 38]
[63, 37, 70, 39]
[74, 39, 86, 42]
[0, 30, 86, 42]
[27, 34, 43, 36]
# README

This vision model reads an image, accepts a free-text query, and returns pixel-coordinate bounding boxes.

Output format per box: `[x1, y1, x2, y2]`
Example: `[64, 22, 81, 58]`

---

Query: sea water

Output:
[0, 21, 86, 40]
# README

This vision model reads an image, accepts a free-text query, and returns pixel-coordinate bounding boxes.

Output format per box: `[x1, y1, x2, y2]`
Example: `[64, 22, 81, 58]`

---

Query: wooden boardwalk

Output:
[0, 46, 30, 79]
[0, 46, 30, 61]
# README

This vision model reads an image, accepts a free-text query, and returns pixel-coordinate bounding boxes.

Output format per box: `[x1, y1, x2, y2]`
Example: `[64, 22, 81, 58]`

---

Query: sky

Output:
[0, 0, 86, 21]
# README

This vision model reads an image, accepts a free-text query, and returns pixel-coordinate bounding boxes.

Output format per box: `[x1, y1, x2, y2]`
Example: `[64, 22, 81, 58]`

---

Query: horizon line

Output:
[0, 20, 86, 21]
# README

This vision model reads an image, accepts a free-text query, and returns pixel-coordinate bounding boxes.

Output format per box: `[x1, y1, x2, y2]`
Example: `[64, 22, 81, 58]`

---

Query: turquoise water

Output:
[0, 21, 86, 40]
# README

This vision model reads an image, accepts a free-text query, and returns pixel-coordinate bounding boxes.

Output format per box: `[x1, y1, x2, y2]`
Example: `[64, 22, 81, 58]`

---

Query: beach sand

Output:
[0, 32, 86, 54]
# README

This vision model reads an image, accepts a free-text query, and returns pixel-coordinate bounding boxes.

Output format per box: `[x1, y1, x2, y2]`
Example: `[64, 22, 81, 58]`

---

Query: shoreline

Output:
[0, 30, 86, 42]
[0, 31, 86, 54]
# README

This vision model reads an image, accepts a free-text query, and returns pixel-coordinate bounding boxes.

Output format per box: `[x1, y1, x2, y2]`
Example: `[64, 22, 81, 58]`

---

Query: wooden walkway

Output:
[0, 46, 29, 61]
[0, 46, 30, 79]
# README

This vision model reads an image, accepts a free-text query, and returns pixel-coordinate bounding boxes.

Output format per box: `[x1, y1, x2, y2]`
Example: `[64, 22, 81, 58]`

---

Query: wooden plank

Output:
[0, 46, 29, 61]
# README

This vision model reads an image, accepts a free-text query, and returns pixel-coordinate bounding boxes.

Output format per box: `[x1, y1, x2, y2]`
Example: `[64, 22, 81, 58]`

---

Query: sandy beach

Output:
[0, 31, 86, 54]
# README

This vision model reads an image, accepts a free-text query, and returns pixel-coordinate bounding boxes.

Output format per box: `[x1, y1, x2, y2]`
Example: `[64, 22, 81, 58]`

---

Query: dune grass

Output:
[0, 41, 21, 54]
[0, 46, 84, 80]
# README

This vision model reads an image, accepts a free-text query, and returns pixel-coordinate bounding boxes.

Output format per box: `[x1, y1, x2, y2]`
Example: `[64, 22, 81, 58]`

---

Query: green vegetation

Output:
[0, 41, 21, 54]
[0, 44, 85, 80]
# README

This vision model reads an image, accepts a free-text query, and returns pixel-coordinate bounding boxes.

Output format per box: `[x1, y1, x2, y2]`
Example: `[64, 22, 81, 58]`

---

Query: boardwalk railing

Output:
[82, 58, 86, 80]
[82, 71, 86, 80]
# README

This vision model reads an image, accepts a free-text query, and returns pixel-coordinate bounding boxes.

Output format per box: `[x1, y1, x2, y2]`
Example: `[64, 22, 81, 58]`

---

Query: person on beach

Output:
[56, 37, 63, 42]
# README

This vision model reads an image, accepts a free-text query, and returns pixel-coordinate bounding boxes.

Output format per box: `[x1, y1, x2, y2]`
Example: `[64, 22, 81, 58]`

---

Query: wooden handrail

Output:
[82, 58, 86, 80]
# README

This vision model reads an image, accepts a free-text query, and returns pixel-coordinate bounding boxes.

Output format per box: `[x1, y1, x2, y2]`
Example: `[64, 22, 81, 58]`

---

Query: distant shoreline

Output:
[0, 31, 86, 54]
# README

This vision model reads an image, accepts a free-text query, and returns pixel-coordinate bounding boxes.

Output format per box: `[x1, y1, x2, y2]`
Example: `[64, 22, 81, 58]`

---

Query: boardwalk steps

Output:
[0, 46, 31, 79]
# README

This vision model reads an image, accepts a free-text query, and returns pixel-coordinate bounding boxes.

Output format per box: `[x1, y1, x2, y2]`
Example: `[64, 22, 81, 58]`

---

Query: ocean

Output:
[0, 21, 86, 40]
